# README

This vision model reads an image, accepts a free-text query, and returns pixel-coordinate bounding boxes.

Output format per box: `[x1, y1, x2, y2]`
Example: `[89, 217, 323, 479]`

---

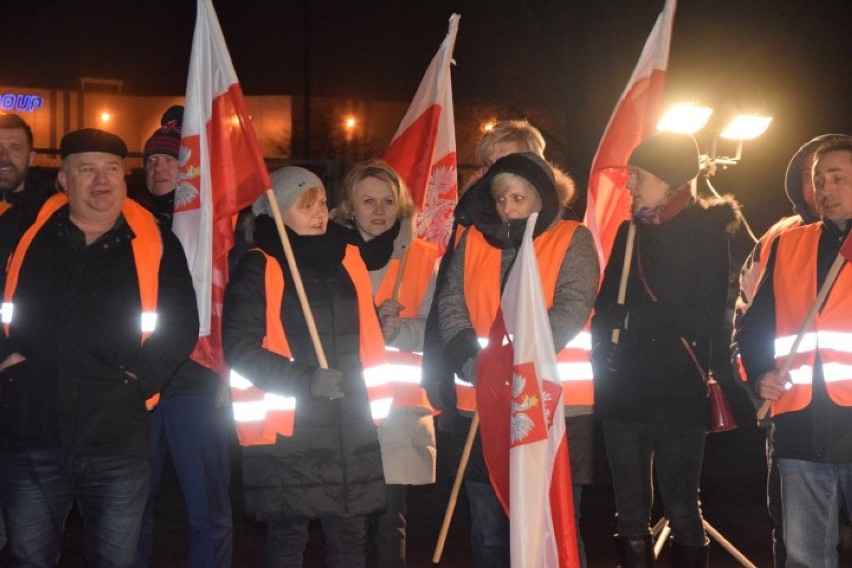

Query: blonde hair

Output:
[293, 186, 325, 209]
[476, 120, 546, 166]
[333, 159, 415, 228]
[490, 172, 536, 199]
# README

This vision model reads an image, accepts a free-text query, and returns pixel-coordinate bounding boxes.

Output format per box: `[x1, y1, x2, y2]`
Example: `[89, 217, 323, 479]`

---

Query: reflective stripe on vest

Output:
[3, 193, 164, 409]
[373, 236, 441, 412]
[455, 221, 594, 411]
[454, 330, 594, 412]
[231, 246, 391, 447]
[770, 223, 852, 416]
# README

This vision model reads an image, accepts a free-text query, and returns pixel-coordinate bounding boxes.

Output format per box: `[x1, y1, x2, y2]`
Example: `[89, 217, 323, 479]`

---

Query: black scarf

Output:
[350, 220, 401, 270]
[253, 215, 346, 277]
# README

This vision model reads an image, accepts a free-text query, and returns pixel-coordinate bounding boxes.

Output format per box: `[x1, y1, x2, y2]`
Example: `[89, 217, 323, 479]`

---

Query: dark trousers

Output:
[366, 483, 407, 567]
[602, 420, 707, 546]
[766, 434, 785, 568]
[265, 516, 367, 568]
[465, 480, 587, 568]
[0, 448, 148, 568]
[136, 392, 233, 568]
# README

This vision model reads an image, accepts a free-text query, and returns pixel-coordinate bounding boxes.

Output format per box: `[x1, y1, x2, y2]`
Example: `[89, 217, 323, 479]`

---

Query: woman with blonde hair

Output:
[332, 160, 440, 567]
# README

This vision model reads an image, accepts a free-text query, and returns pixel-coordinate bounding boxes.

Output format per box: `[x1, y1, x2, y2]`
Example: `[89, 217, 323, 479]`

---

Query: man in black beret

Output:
[0, 128, 199, 567]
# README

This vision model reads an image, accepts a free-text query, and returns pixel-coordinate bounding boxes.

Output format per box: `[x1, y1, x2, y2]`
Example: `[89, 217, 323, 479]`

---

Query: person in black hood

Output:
[733, 133, 852, 568]
[223, 166, 386, 567]
[592, 132, 741, 567]
[437, 152, 599, 567]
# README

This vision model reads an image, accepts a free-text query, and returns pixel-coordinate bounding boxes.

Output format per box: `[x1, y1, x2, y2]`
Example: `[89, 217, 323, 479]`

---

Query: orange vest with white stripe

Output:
[230, 246, 392, 447]
[456, 220, 593, 412]
[771, 223, 852, 416]
[2, 192, 163, 409]
[374, 237, 440, 412]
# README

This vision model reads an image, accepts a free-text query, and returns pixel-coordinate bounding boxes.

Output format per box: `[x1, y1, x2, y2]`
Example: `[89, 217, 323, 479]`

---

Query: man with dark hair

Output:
[737, 136, 852, 567]
[134, 107, 233, 568]
[0, 128, 199, 567]
[0, 113, 55, 266]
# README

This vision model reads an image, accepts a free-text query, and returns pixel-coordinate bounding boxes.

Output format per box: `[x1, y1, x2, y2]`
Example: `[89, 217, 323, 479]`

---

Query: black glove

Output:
[591, 340, 622, 377]
[604, 303, 630, 332]
[310, 368, 345, 399]
[460, 355, 479, 385]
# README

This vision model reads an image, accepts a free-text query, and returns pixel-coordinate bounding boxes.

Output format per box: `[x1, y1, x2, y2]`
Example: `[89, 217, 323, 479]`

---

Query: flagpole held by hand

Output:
[757, 249, 849, 420]
[432, 410, 478, 564]
[264, 188, 329, 369]
[612, 222, 636, 344]
[392, 244, 410, 302]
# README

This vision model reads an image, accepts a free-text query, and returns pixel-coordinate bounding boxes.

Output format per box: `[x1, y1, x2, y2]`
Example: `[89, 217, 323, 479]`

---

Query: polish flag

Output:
[584, 0, 677, 267]
[173, 0, 271, 376]
[477, 214, 579, 567]
[384, 14, 460, 247]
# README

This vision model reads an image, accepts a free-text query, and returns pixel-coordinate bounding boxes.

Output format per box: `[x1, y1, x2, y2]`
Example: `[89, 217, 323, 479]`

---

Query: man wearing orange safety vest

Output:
[0, 128, 199, 567]
[737, 136, 852, 567]
[733, 133, 852, 568]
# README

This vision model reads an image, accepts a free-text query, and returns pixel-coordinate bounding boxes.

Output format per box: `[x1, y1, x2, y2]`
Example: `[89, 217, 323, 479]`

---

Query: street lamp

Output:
[657, 102, 773, 243]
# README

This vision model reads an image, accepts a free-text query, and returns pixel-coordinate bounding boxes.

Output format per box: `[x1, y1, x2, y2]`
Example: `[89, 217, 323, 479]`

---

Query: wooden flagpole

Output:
[612, 222, 636, 344]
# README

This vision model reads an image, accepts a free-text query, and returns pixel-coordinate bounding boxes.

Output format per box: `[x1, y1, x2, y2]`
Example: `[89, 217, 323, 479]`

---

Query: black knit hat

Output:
[60, 128, 128, 158]
[628, 131, 700, 188]
[143, 105, 184, 162]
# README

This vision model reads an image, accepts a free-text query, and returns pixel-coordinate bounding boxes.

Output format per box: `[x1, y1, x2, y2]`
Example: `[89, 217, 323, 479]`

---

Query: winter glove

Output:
[603, 303, 630, 332]
[591, 340, 622, 377]
[310, 368, 345, 399]
[460, 355, 479, 385]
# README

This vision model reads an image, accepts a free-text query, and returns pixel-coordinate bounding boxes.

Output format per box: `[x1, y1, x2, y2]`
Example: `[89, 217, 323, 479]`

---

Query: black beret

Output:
[60, 128, 128, 159]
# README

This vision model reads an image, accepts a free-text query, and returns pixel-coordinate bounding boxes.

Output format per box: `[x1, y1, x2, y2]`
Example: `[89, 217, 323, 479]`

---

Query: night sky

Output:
[3, 0, 851, 240]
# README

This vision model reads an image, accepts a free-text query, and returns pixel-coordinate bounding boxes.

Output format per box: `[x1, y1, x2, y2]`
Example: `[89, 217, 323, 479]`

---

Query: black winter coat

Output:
[222, 219, 385, 521]
[593, 198, 739, 427]
[0, 207, 199, 457]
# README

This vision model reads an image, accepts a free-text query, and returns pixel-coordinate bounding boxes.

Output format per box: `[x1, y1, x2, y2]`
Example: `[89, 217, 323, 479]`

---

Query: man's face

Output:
[58, 152, 127, 224]
[813, 150, 852, 228]
[145, 154, 180, 196]
[0, 128, 35, 193]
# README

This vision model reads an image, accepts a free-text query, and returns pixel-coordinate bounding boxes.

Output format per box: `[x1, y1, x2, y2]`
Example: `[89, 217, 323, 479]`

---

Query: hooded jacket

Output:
[593, 196, 741, 426]
[437, 152, 599, 481]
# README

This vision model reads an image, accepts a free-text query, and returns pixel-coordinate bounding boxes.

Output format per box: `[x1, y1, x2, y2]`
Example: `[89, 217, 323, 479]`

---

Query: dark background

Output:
[3, 0, 852, 235]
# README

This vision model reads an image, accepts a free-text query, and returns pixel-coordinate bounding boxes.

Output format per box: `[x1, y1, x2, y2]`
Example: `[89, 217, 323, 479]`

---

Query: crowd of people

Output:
[0, 108, 851, 568]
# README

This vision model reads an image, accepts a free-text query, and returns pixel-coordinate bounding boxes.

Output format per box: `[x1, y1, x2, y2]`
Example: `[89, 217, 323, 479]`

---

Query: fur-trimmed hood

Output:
[693, 194, 743, 235]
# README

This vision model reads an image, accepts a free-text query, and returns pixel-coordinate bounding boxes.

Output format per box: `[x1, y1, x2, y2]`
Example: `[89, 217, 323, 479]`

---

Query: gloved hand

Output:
[604, 303, 630, 332]
[460, 355, 479, 385]
[310, 368, 345, 399]
[591, 340, 622, 377]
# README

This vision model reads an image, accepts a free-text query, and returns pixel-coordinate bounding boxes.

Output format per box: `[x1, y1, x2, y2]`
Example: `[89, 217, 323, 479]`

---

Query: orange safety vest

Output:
[770, 223, 852, 416]
[230, 245, 392, 447]
[374, 237, 440, 411]
[456, 220, 593, 411]
[2, 192, 163, 409]
[0, 202, 12, 216]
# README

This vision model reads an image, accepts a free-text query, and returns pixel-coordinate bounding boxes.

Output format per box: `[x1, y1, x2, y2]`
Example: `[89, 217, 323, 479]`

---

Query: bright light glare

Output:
[720, 115, 773, 140]
[657, 103, 713, 134]
[481, 119, 497, 133]
[100, 111, 112, 124]
[345, 116, 357, 130]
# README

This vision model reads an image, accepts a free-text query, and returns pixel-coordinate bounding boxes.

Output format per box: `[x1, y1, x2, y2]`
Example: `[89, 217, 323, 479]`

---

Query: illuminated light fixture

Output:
[345, 116, 357, 130]
[656, 103, 713, 134]
[481, 119, 497, 133]
[99, 111, 112, 124]
[719, 114, 773, 140]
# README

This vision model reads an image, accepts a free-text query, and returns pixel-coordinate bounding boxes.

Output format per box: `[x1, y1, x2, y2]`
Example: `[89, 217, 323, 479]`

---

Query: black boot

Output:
[670, 540, 709, 568]
[617, 534, 655, 567]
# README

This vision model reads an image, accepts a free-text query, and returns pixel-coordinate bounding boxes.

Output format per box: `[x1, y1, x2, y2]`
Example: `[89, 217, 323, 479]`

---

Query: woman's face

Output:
[492, 178, 542, 222]
[282, 188, 328, 236]
[626, 166, 670, 214]
[351, 176, 398, 240]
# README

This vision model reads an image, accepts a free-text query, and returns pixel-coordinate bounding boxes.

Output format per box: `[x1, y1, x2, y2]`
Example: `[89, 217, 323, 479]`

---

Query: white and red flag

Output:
[173, 0, 271, 376]
[384, 14, 460, 247]
[477, 214, 579, 567]
[583, 0, 677, 267]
